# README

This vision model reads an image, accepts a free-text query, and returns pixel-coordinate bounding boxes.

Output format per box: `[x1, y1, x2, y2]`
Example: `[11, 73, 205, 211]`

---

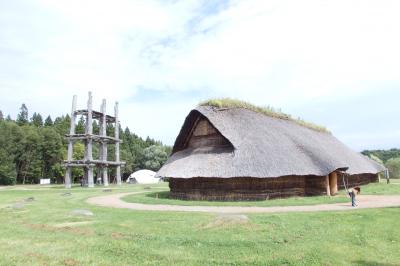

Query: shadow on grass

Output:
[143, 191, 274, 202]
[353, 260, 398, 266]
[144, 191, 171, 199]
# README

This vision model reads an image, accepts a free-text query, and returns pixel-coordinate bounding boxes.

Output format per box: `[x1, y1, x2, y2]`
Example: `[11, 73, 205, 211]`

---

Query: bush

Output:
[0, 175, 16, 185]
[386, 158, 400, 179]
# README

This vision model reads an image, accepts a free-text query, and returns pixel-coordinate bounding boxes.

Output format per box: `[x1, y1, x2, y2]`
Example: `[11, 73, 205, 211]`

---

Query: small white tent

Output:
[127, 170, 160, 184]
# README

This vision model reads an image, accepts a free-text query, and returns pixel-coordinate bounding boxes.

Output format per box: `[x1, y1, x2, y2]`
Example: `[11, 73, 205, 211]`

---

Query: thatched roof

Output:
[157, 106, 386, 178]
[199, 98, 329, 133]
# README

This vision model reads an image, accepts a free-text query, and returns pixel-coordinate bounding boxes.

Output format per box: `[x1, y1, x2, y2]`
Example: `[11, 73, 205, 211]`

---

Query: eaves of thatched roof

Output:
[157, 106, 386, 178]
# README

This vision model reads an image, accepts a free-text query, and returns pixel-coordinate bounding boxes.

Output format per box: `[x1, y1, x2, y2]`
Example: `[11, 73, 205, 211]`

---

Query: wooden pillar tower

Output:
[63, 92, 125, 188]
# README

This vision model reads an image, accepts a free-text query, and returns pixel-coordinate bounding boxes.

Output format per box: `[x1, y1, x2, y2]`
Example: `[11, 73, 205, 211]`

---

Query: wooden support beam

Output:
[65, 168, 72, 189]
[63, 160, 125, 166]
[65, 134, 121, 143]
[386, 169, 390, 184]
[74, 110, 116, 122]
[115, 101, 122, 185]
[65, 95, 77, 189]
[325, 175, 331, 196]
[329, 172, 338, 195]
[87, 166, 94, 188]
[101, 99, 109, 187]
[86, 92, 94, 188]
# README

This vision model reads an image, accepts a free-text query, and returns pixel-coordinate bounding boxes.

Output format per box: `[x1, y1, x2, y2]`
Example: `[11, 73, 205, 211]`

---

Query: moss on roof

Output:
[198, 98, 330, 133]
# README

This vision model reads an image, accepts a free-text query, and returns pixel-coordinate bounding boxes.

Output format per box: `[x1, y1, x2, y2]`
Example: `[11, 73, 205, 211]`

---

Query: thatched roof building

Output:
[157, 102, 385, 200]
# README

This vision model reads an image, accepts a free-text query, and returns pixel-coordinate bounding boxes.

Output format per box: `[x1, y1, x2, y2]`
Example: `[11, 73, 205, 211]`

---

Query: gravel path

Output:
[87, 192, 400, 214]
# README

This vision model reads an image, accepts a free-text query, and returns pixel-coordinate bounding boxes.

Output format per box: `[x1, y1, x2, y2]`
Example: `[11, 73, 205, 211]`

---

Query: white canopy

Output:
[128, 169, 160, 184]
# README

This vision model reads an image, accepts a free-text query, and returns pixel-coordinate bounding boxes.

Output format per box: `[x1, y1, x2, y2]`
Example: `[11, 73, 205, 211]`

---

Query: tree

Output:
[368, 154, 384, 165]
[0, 121, 20, 185]
[53, 115, 70, 136]
[106, 123, 114, 136]
[141, 145, 168, 171]
[15, 126, 42, 184]
[386, 158, 400, 179]
[362, 149, 400, 163]
[0, 148, 16, 185]
[6, 115, 12, 121]
[16, 104, 29, 126]
[0, 110, 4, 121]
[93, 120, 99, 135]
[44, 115, 53, 127]
[31, 112, 43, 127]
[76, 116, 85, 134]
[40, 127, 63, 179]
[71, 142, 84, 181]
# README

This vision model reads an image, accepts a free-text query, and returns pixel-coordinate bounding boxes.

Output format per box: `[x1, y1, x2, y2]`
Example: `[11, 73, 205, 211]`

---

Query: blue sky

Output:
[1, 0, 399, 151]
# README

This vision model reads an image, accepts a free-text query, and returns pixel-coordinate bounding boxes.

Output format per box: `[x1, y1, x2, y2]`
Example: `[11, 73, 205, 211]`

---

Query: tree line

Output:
[362, 149, 400, 179]
[0, 104, 171, 185]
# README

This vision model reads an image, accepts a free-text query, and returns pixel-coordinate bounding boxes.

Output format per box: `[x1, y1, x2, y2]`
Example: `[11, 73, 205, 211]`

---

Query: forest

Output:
[362, 148, 400, 180]
[0, 104, 171, 185]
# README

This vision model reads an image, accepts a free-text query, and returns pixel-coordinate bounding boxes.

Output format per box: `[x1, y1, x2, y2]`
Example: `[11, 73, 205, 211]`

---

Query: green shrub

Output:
[386, 157, 400, 178]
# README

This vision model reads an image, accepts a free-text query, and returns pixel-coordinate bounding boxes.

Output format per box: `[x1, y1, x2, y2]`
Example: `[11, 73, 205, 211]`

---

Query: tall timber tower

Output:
[64, 92, 124, 188]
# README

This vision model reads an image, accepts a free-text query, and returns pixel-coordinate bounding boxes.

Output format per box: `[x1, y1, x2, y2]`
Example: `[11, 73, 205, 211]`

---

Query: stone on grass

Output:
[203, 214, 250, 228]
[102, 189, 112, 193]
[144, 186, 151, 190]
[216, 214, 249, 223]
[10, 203, 25, 210]
[61, 192, 72, 197]
[71, 209, 94, 216]
[24, 197, 35, 202]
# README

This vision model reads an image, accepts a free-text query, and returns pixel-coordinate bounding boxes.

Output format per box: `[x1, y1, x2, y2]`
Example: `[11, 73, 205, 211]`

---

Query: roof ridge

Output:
[198, 99, 330, 134]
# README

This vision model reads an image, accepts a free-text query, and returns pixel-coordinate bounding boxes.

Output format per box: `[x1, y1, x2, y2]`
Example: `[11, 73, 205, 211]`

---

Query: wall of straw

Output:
[169, 174, 378, 201]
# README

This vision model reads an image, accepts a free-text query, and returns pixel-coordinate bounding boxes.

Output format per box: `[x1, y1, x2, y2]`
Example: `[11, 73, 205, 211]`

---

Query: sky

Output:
[0, 0, 399, 151]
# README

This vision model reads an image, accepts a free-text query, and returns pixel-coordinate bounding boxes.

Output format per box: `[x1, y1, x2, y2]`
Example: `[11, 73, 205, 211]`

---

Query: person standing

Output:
[348, 187, 361, 207]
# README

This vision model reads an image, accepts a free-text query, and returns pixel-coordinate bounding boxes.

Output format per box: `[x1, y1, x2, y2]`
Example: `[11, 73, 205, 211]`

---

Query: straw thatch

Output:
[157, 106, 385, 200]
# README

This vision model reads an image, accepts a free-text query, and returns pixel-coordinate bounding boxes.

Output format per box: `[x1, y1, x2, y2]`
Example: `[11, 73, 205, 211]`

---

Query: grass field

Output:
[122, 185, 349, 207]
[122, 180, 400, 207]
[0, 181, 400, 265]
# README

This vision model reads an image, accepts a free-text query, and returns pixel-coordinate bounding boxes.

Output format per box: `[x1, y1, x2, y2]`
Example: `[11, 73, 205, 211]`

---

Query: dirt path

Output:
[87, 192, 400, 214]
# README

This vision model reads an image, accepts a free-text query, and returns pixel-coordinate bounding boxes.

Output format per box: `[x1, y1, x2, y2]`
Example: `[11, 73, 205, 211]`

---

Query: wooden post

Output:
[325, 175, 331, 196]
[65, 95, 77, 189]
[101, 99, 108, 186]
[98, 101, 103, 185]
[86, 92, 94, 188]
[329, 172, 338, 195]
[115, 102, 122, 185]
[386, 169, 390, 184]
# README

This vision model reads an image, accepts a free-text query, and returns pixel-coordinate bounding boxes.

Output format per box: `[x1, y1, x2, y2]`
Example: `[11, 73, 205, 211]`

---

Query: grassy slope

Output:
[0, 182, 399, 265]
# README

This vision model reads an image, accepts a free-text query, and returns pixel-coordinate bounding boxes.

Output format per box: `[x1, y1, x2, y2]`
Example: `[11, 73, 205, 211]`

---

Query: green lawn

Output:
[0, 182, 399, 265]
[122, 185, 349, 207]
[122, 181, 400, 207]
